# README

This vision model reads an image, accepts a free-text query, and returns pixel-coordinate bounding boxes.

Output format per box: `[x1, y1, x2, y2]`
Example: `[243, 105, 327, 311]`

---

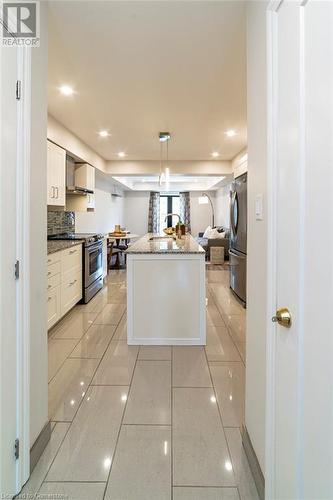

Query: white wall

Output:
[30, 2, 49, 446]
[215, 185, 231, 229]
[190, 192, 214, 236]
[123, 191, 150, 237]
[75, 172, 124, 234]
[48, 115, 106, 173]
[245, 1, 268, 474]
[232, 148, 248, 178]
[107, 160, 232, 176]
[123, 190, 230, 238]
[191, 189, 231, 235]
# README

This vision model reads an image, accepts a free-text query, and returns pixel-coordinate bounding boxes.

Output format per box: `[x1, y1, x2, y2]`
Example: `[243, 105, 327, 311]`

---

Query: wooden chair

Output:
[107, 238, 123, 269]
[107, 239, 113, 270]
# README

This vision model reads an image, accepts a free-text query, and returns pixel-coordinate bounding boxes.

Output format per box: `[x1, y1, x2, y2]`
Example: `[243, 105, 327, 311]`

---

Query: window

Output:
[160, 195, 180, 229]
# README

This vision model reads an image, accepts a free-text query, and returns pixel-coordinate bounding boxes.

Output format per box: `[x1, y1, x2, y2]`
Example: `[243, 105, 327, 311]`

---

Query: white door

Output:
[0, 44, 30, 495]
[267, 1, 333, 498]
[0, 44, 19, 497]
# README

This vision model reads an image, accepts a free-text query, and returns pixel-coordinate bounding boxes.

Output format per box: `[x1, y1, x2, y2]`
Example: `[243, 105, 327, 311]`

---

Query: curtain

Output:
[147, 192, 160, 233]
[180, 192, 191, 233]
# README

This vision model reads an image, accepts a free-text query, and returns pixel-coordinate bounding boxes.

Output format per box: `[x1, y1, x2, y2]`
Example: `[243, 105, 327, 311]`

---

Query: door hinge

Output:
[16, 80, 21, 100]
[15, 260, 20, 279]
[14, 438, 19, 460]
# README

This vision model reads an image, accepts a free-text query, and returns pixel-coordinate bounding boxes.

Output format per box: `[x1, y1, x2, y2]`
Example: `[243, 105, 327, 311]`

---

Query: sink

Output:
[149, 236, 175, 241]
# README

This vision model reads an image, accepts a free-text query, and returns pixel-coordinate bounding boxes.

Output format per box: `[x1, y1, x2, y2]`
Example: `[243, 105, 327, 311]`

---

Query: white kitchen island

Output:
[126, 233, 206, 345]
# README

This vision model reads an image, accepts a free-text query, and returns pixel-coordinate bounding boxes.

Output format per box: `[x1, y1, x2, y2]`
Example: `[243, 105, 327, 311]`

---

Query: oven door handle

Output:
[86, 242, 102, 252]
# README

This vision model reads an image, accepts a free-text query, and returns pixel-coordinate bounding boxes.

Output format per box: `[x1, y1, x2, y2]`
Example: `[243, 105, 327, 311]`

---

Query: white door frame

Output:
[265, 1, 306, 497]
[16, 45, 32, 491]
[0, 42, 31, 494]
[265, 2, 280, 496]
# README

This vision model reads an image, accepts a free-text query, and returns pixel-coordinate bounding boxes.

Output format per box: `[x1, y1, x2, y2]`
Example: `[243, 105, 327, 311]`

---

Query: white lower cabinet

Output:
[61, 269, 82, 316]
[61, 245, 82, 274]
[47, 285, 61, 330]
[47, 244, 83, 330]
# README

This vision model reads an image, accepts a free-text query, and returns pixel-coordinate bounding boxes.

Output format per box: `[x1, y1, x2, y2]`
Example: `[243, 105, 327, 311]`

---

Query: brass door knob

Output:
[272, 307, 292, 328]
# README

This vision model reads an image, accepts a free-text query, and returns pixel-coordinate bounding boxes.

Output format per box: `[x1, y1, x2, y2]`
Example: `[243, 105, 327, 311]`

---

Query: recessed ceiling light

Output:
[99, 130, 109, 138]
[211, 152, 219, 158]
[118, 152, 126, 158]
[59, 85, 74, 96]
[225, 460, 233, 472]
[103, 457, 112, 469]
[225, 129, 236, 137]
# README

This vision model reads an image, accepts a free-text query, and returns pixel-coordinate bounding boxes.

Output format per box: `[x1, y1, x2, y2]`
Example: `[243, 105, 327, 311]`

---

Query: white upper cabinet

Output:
[75, 163, 95, 192]
[47, 140, 66, 206]
[86, 193, 95, 210]
[74, 163, 95, 210]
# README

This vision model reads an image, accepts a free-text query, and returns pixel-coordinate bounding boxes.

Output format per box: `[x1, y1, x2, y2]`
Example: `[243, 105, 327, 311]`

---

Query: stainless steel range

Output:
[48, 232, 104, 303]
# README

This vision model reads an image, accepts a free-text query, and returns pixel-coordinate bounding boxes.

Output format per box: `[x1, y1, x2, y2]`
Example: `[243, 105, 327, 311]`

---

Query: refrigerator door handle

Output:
[230, 192, 236, 235]
[230, 192, 239, 236]
[229, 249, 246, 260]
[234, 192, 239, 233]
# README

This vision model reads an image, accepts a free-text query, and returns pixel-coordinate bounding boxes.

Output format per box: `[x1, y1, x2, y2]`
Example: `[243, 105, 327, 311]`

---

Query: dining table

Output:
[107, 233, 139, 269]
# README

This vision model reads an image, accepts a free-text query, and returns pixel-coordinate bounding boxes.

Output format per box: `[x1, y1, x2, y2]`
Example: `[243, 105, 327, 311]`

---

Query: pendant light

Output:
[159, 132, 171, 186]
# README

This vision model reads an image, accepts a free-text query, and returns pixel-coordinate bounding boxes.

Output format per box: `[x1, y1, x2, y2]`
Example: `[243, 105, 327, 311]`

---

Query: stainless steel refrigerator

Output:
[229, 172, 247, 306]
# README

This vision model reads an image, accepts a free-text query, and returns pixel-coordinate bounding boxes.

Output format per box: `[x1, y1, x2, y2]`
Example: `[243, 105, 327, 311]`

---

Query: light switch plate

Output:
[255, 194, 263, 220]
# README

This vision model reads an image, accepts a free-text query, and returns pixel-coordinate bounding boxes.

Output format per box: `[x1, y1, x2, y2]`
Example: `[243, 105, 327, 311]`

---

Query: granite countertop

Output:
[126, 233, 205, 255]
[47, 240, 84, 255]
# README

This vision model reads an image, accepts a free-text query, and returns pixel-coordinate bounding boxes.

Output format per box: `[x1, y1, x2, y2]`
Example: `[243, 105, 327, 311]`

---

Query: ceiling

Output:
[112, 174, 232, 192]
[48, 1, 247, 162]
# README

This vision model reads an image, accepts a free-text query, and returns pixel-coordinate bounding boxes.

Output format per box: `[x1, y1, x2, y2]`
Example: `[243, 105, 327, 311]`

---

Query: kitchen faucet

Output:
[165, 213, 182, 239]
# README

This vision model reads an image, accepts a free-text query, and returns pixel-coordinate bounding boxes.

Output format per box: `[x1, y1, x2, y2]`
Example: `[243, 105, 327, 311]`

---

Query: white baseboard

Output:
[242, 425, 265, 500]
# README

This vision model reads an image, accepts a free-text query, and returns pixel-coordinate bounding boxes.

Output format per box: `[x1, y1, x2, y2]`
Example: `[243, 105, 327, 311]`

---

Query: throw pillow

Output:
[203, 226, 212, 238]
[208, 228, 226, 239]
[217, 231, 226, 238]
[209, 228, 223, 239]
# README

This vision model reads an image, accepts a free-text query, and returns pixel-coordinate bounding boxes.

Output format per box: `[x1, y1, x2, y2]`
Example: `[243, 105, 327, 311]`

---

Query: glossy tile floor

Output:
[22, 266, 258, 500]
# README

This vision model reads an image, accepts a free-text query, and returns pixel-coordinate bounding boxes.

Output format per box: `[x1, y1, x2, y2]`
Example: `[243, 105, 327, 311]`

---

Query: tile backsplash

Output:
[47, 210, 75, 236]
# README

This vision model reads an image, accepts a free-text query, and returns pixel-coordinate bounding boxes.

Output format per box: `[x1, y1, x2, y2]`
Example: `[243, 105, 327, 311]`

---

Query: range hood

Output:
[66, 156, 93, 195]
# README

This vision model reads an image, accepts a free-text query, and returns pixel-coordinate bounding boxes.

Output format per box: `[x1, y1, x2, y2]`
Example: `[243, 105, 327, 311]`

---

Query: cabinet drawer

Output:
[47, 272, 60, 292]
[47, 251, 61, 266]
[47, 285, 61, 330]
[61, 269, 82, 316]
[47, 261, 61, 279]
[61, 245, 82, 273]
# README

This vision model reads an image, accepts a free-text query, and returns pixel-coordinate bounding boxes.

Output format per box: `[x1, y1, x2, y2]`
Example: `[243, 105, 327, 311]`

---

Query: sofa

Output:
[196, 227, 230, 260]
